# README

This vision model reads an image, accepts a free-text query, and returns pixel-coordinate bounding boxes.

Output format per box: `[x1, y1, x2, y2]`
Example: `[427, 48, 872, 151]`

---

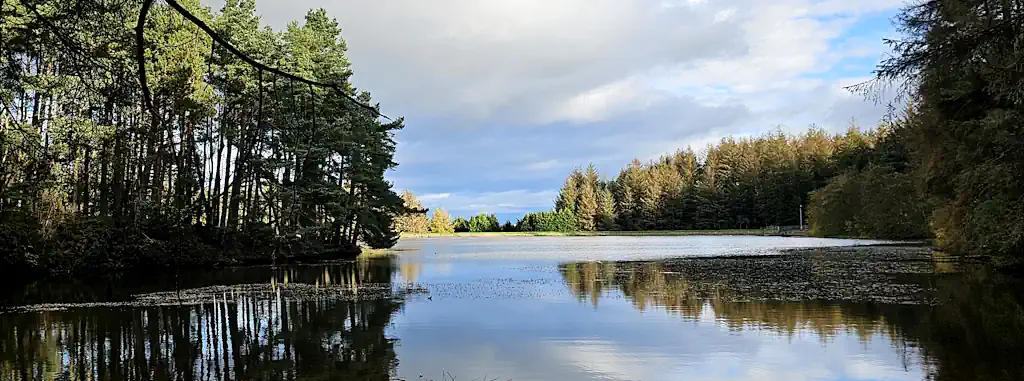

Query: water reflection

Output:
[559, 259, 1024, 381]
[0, 259, 404, 381]
[3, 238, 1024, 381]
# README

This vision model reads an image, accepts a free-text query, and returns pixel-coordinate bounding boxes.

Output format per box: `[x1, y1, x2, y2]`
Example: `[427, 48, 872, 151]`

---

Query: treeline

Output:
[0, 0, 406, 277]
[396, 124, 928, 239]
[551, 125, 926, 236]
[393, 191, 511, 234]
[394, 191, 572, 234]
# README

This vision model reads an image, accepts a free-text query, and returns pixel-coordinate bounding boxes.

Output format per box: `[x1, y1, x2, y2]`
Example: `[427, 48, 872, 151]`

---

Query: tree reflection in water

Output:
[0, 258, 404, 381]
[559, 259, 1024, 381]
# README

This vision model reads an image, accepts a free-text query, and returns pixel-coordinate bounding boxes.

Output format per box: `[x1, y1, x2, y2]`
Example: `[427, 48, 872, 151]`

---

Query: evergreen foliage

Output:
[517, 209, 576, 232]
[858, 0, 1024, 256]
[0, 0, 406, 276]
[555, 126, 914, 233]
[807, 124, 932, 239]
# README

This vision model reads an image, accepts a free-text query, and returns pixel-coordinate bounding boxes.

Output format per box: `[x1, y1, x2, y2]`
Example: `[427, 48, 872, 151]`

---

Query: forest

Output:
[0, 0, 407, 277]
[551, 124, 930, 238]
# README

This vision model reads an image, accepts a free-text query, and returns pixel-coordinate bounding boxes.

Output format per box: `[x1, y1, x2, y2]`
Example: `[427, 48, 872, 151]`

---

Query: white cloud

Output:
[202, 0, 902, 216]
[203, 0, 897, 124]
[207, 0, 747, 123]
[418, 190, 559, 217]
[418, 193, 451, 201]
[546, 77, 657, 125]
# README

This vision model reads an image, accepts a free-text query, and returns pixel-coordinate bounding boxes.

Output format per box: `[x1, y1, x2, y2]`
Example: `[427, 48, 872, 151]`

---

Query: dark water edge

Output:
[0, 243, 362, 297]
[2, 241, 1024, 381]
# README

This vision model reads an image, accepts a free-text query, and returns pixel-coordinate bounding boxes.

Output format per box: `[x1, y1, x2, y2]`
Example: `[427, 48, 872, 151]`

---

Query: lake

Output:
[2, 236, 1022, 381]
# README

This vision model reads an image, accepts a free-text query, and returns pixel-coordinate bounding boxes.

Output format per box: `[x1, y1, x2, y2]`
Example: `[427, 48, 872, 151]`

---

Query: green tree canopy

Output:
[0, 0, 407, 275]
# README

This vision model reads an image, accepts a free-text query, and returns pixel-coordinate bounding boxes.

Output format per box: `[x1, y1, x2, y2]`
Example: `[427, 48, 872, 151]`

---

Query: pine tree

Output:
[555, 168, 583, 214]
[596, 185, 617, 230]
[575, 185, 596, 231]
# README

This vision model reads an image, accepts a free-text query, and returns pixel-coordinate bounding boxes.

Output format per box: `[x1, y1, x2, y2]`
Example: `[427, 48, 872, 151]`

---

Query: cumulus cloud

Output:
[202, 0, 903, 217]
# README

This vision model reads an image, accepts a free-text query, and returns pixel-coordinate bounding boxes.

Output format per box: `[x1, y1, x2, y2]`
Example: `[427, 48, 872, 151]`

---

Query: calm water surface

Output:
[2, 236, 1022, 381]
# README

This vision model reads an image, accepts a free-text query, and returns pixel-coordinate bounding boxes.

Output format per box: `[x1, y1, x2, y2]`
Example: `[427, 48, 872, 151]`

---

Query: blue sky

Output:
[212, 0, 905, 223]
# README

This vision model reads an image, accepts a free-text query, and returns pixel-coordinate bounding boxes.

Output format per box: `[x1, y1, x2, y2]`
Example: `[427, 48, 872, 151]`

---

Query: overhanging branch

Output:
[136, 0, 157, 125]
[159, 0, 391, 121]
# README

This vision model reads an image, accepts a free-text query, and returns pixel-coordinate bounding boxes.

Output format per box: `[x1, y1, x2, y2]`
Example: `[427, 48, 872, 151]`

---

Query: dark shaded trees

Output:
[0, 0, 407, 275]
[856, 0, 1024, 256]
[452, 217, 469, 233]
[808, 122, 932, 239]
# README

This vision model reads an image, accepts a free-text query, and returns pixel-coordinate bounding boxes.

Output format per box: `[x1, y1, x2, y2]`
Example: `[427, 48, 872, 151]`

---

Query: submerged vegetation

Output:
[0, 0, 407, 277]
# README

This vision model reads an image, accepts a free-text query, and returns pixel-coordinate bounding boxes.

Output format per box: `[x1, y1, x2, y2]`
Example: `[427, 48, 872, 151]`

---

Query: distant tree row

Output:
[395, 190, 582, 234]
[516, 210, 577, 232]
[393, 191, 509, 233]
[551, 126, 924, 233]
[394, 123, 935, 241]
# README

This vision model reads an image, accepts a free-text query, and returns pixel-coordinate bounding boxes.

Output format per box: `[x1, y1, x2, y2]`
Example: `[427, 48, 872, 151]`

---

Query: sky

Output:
[205, 0, 904, 223]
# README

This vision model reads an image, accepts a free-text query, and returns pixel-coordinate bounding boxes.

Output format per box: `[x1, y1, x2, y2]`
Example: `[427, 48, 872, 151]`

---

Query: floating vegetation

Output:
[4, 282, 429, 313]
[560, 245, 959, 306]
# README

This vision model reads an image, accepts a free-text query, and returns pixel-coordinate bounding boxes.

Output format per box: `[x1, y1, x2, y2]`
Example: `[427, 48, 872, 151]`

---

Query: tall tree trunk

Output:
[221, 125, 232, 228]
[212, 109, 224, 227]
[82, 144, 91, 215]
[140, 109, 157, 203]
[112, 113, 126, 220]
[226, 122, 245, 230]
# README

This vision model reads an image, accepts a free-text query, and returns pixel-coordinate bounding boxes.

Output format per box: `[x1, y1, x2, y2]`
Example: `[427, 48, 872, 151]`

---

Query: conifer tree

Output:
[0, 0, 409, 273]
[555, 168, 582, 214]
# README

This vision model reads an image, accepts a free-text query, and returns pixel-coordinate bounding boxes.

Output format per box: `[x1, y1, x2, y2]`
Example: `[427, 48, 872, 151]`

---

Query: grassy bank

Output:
[400, 229, 809, 239]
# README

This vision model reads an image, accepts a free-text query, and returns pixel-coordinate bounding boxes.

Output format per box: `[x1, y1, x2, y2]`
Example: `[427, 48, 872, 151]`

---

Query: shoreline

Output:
[400, 229, 811, 239]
